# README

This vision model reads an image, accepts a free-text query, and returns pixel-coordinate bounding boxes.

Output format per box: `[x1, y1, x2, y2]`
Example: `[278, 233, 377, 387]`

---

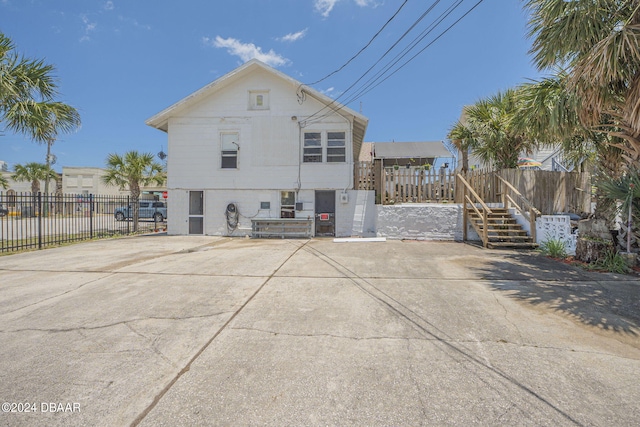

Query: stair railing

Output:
[495, 174, 541, 242]
[457, 173, 492, 247]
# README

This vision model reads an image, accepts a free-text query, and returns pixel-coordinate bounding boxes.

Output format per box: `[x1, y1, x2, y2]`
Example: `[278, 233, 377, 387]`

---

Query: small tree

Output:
[449, 89, 538, 170]
[598, 170, 640, 253]
[11, 162, 57, 194]
[447, 120, 477, 173]
[102, 151, 165, 231]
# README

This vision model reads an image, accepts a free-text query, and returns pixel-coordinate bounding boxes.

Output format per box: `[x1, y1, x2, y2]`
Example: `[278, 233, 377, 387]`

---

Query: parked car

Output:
[0, 204, 7, 217]
[114, 201, 167, 222]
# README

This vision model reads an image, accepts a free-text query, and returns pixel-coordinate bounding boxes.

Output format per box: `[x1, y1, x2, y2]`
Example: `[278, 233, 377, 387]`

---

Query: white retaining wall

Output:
[376, 204, 480, 241]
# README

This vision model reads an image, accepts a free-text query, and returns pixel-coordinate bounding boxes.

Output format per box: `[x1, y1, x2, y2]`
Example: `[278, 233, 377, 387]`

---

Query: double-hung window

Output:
[303, 131, 346, 163]
[303, 132, 322, 163]
[221, 132, 238, 169]
[327, 132, 346, 163]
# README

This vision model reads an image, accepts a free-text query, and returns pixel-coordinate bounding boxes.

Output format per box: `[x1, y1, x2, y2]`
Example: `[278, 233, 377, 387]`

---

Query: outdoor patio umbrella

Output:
[518, 157, 542, 168]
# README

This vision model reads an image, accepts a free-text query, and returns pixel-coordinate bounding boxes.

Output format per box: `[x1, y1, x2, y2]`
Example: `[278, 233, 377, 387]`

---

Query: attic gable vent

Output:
[249, 90, 269, 110]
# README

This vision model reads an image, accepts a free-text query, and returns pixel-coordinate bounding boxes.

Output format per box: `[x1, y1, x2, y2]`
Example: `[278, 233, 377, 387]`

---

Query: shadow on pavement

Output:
[471, 251, 640, 336]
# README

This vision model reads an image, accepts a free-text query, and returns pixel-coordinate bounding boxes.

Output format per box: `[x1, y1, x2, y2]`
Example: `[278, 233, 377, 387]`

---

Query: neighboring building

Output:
[146, 59, 375, 237]
[1, 166, 165, 197]
[62, 167, 126, 196]
[62, 166, 166, 199]
[0, 171, 56, 194]
[364, 141, 455, 169]
[0, 161, 8, 172]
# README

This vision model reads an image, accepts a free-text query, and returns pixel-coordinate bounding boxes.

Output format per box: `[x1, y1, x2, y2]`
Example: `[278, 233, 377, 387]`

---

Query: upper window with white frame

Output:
[327, 132, 346, 163]
[221, 132, 239, 169]
[249, 90, 269, 110]
[303, 132, 322, 163]
[303, 131, 346, 163]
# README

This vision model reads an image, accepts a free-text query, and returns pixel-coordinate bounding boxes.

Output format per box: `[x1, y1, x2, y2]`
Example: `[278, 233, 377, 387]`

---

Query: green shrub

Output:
[539, 238, 568, 259]
[587, 249, 631, 274]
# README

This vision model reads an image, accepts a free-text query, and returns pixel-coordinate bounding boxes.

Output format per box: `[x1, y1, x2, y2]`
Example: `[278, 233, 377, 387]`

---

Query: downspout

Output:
[330, 108, 354, 192]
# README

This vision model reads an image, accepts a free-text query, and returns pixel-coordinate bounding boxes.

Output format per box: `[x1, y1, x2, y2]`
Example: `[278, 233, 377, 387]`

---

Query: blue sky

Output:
[0, 0, 543, 171]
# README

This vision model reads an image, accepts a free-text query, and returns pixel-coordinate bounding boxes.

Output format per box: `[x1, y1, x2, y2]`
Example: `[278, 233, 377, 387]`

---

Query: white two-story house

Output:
[146, 59, 374, 237]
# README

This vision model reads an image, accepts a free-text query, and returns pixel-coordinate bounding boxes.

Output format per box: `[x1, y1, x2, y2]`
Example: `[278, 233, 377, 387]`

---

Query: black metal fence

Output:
[0, 192, 167, 253]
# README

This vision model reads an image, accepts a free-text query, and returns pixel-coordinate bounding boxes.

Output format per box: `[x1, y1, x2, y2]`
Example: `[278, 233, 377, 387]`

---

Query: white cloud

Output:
[118, 15, 151, 31]
[314, 0, 339, 17]
[278, 28, 308, 43]
[104, 1, 114, 11]
[204, 36, 289, 67]
[314, 0, 378, 17]
[320, 87, 336, 97]
[80, 14, 97, 42]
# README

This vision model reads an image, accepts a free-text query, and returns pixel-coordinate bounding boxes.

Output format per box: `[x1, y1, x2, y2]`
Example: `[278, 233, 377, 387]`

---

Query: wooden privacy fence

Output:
[457, 169, 592, 214]
[355, 161, 456, 204]
[356, 162, 591, 213]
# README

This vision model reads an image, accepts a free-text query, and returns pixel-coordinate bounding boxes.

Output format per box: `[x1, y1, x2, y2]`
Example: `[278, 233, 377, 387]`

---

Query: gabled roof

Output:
[370, 141, 453, 159]
[146, 59, 368, 148]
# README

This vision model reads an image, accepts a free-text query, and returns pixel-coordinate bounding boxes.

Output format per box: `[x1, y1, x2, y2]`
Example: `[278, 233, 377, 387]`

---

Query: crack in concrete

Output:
[129, 240, 309, 427]
[126, 323, 177, 368]
[300, 243, 587, 426]
[229, 326, 417, 341]
[0, 272, 115, 316]
[491, 291, 524, 342]
[405, 338, 429, 420]
[1, 311, 233, 334]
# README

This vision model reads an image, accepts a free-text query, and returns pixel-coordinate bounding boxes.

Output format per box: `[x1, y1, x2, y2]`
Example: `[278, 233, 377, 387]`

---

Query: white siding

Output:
[158, 64, 368, 236]
[167, 69, 354, 193]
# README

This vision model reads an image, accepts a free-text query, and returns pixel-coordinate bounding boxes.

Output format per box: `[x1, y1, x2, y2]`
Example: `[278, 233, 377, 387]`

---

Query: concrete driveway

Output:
[0, 235, 638, 426]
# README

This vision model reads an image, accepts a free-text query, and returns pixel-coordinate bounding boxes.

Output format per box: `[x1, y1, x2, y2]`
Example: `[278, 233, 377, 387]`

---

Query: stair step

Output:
[473, 223, 522, 229]
[486, 232, 533, 237]
[487, 242, 539, 249]
[487, 235, 533, 243]
[469, 215, 518, 221]
[466, 206, 538, 250]
[477, 227, 528, 234]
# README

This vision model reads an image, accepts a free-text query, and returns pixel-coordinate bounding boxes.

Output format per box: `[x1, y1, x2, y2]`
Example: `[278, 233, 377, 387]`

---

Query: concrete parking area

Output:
[0, 235, 638, 426]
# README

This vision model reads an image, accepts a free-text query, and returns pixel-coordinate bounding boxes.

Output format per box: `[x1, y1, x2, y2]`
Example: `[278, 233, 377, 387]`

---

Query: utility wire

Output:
[350, 0, 485, 101]
[305, 0, 411, 87]
[302, 0, 445, 125]
[302, 0, 485, 126]
[341, 0, 467, 106]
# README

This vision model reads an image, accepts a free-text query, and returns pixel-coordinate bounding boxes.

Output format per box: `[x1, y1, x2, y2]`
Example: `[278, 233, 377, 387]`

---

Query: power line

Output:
[342, 0, 472, 105]
[304, 0, 411, 87]
[302, 0, 485, 126]
[351, 0, 485, 101]
[302, 0, 446, 125]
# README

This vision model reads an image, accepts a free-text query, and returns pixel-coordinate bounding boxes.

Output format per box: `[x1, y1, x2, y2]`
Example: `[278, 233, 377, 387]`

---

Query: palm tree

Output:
[450, 89, 538, 170]
[11, 162, 58, 194]
[0, 32, 57, 131]
[0, 174, 8, 190]
[525, 0, 640, 168]
[1, 33, 80, 185]
[102, 151, 165, 231]
[447, 119, 477, 173]
[5, 100, 80, 144]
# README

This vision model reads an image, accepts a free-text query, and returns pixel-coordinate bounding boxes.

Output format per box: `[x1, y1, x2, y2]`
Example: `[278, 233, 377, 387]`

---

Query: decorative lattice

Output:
[536, 215, 577, 255]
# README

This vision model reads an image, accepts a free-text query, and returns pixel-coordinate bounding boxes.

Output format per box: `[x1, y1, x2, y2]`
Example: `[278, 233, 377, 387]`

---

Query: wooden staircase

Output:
[457, 173, 540, 250]
[467, 207, 538, 249]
